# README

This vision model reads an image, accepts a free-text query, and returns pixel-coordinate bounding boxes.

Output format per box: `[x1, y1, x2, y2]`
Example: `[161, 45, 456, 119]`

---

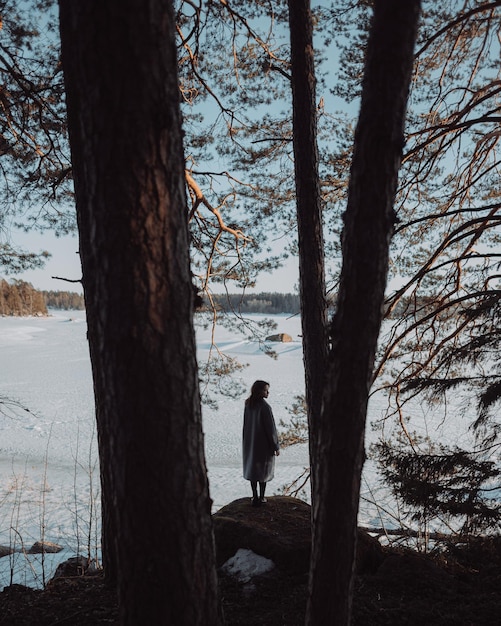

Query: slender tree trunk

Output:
[58, 1, 221, 624]
[288, 0, 328, 486]
[307, 1, 421, 624]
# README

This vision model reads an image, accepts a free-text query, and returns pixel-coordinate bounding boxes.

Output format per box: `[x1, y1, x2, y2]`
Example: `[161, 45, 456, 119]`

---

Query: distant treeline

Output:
[43, 289, 85, 310]
[207, 292, 446, 317]
[0, 279, 85, 316]
[0, 278, 447, 319]
[0, 279, 47, 316]
[206, 292, 300, 314]
[1, 279, 298, 316]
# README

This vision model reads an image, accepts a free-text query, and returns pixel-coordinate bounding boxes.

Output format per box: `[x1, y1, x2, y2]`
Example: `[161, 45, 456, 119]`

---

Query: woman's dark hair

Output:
[246, 380, 269, 406]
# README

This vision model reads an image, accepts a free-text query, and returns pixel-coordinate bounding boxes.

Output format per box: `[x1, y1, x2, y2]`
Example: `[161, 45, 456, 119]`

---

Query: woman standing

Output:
[242, 380, 280, 507]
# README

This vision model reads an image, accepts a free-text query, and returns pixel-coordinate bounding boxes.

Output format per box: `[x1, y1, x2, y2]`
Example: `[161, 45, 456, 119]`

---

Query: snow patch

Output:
[221, 548, 275, 582]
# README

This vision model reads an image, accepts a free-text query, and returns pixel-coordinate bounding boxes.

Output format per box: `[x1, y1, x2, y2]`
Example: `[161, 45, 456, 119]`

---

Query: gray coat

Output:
[242, 398, 279, 482]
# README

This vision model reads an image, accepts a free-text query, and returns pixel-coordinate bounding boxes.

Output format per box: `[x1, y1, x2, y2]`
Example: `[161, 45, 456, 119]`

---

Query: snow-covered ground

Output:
[0, 310, 315, 588]
[0, 309, 488, 589]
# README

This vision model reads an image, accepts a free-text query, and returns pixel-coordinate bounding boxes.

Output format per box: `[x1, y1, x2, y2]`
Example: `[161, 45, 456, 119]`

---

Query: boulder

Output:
[28, 541, 63, 554]
[376, 551, 454, 591]
[265, 333, 293, 343]
[213, 496, 310, 574]
[213, 496, 384, 576]
[49, 556, 100, 581]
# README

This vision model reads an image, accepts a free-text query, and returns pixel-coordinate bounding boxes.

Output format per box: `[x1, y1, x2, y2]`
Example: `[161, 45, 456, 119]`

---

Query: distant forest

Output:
[1, 280, 444, 319]
[206, 292, 301, 315]
[0, 280, 302, 316]
[0, 279, 85, 316]
[44, 289, 85, 310]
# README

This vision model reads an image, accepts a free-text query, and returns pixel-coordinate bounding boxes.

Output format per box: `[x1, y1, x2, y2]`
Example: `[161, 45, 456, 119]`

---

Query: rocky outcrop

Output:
[214, 496, 311, 574]
[213, 496, 384, 576]
[28, 541, 63, 554]
[49, 556, 100, 582]
[265, 333, 293, 342]
[0, 542, 63, 558]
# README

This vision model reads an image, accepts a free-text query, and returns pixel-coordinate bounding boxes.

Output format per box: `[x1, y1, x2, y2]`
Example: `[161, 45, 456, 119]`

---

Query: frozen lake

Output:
[1, 309, 485, 588]
[0, 310, 315, 587]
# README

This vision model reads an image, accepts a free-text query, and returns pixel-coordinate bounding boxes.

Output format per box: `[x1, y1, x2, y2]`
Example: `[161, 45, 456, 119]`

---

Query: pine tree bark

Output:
[288, 0, 328, 482]
[307, 1, 421, 624]
[58, 1, 221, 624]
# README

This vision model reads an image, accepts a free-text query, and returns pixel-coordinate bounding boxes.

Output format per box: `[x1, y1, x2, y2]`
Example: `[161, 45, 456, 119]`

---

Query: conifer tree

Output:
[59, 0, 221, 622]
[307, 2, 421, 623]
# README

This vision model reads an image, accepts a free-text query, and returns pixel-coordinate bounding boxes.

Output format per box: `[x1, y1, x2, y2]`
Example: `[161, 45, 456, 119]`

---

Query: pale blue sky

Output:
[12, 227, 300, 294]
[7, 1, 334, 296]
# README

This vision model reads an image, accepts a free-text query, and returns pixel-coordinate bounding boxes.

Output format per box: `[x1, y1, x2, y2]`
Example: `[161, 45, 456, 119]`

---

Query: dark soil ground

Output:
[1, 498, 500, 625]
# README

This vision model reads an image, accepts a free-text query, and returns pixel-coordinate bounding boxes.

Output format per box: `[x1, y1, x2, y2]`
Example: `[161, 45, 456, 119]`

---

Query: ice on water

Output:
[1, 309, 474, 589]
[0, 310, 311, 587]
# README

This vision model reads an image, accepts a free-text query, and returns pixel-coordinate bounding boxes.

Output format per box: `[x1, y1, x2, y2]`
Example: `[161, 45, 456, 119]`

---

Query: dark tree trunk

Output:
[58, 1, 221, 624]
[287, 0, 328, 482]
[307, 1, 421, 624]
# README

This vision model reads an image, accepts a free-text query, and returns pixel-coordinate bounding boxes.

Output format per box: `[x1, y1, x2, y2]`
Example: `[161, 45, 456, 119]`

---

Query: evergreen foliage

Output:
[279, 394, 309, 447]
[367, 1, 501, 439]
[0, 0, 73, 239]
[375, 439, 500, 538]
[0, 244, 51, 273]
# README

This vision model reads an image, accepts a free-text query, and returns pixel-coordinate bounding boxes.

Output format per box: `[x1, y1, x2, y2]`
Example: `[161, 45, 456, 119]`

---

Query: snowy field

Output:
[0, 309, 485, 589]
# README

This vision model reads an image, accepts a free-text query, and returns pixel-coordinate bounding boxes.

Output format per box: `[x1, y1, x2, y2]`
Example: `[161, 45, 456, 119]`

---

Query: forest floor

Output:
[0, 500, 500, 625]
